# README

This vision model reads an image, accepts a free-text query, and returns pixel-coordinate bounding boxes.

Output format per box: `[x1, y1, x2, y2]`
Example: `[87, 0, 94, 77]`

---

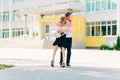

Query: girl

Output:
[51, 17, 68, 68]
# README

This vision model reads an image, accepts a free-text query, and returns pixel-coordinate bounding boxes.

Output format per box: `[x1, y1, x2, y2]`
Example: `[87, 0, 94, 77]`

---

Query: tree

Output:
[116, 36, 120, 50]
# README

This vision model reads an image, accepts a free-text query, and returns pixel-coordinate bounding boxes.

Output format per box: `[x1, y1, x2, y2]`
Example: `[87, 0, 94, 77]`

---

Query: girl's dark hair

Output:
[65, 12, 71, 17]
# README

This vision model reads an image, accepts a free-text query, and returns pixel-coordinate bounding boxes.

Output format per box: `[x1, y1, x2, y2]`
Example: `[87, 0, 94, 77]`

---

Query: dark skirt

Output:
[53, 34, 67, 48]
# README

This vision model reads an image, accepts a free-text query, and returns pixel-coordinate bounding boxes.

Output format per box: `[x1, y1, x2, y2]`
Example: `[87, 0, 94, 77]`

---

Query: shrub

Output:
[100, 44, 112, 50]
[0, 64, 14, 70]
[116, 36, 120, 50]
[100, 35, 120, 50]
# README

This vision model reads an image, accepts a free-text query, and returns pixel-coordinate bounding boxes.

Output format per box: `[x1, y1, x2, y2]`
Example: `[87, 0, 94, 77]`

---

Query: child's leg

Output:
[52, 45, 59, 60]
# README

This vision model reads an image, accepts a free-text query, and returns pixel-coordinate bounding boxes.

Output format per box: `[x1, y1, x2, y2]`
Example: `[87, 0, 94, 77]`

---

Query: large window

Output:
[108, 0, 111, 10]
[86, 20, 117, 37]
[2, 11, 9, 22]
[86, 2, 91, 12]
[12, 27, 29, 38]
[112, 0, 117, 9]
[96, 1, 100, 11]
[92, 2, 95, 12]
[101, 0, 106, 11]
[0, 27, 29, 39]
[3, 0, 9, 5]
[12, 0, 24, 3]
[2, 29, 9, 38]
[86, 0, 117, 13]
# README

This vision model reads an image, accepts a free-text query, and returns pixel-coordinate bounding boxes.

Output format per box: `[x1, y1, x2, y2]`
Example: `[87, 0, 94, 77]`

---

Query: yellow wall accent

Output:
[39, 17, 60, 22]
[72, 16, 78, 41]
[79, 18, 85, 42]
[39, 17, 60, 38]
[71, 16, 85, 41]
[85, 37, 106, 47]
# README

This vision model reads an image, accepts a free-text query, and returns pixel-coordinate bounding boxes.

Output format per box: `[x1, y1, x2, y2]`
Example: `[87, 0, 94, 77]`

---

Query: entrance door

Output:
[41, 22, 57, 40]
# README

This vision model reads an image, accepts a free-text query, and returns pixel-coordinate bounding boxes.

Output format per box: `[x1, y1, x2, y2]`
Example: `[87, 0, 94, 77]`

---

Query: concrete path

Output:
[0, 66, 120, 80]
[0, 48, 120, 80]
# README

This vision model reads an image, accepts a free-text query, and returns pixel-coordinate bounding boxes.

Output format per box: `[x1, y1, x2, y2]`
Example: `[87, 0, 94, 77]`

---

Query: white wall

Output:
[84, 10, 117, 22]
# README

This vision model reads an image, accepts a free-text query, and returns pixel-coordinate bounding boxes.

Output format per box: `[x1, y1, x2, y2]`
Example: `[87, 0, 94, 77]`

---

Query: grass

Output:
[0, 64, 14, 70]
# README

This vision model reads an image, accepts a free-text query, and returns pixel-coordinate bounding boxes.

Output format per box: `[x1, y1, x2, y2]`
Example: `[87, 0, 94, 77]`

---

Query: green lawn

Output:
[0, 64, 14, 70]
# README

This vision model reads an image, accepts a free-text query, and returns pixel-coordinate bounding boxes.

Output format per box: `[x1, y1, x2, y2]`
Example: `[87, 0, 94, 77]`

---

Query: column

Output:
[24, 14, 27, 40]
[0, 0, 3, 39]
[9, 0, 12, 39]
[117, 0, 120, 35]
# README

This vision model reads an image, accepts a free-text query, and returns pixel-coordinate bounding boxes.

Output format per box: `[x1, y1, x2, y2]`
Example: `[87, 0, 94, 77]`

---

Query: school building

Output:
[0, 0, 118, 48]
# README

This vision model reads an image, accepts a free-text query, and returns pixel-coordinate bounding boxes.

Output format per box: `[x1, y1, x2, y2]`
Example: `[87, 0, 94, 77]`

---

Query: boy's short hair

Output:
[65, 12, 72, 17]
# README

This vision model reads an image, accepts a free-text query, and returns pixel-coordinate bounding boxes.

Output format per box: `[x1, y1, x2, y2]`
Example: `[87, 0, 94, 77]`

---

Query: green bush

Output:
[116, 36, 120, 50]
[0, 64, 14, 70]
[100, 36, 120, 50]
[113, 43, 117, 50]
[100, 44, 112, 50]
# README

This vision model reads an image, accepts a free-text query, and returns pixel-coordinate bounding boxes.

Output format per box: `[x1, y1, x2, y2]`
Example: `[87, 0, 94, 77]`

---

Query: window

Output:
[101, 26, 106, 36]
[3, 0, 9, 5]
[21, 28, 24, 35]
[107, 21, 111, 35]
[91, 22, 95, 36]
[2, 29, 9, 38]
[12, 27, 28, 38]
[86, 0, 117, 13]
[112, 0, 117, 9]
[12, 0, 24, 3]
[101, 0, 106, 11]
[101, 21, 106, 36]
[92, 2, 95, 12]
[112, 21, 117, 35]
[112, 25, 117, 35]
[86, 2, 91, 12]
[2, 11, 9, 22]
[96, 22, 100, 36]
[96, 1, 100, 11]
[18, 28, 20, 36]
[13, 10, 20, 21]
[92, 26, 95, 36]
[86, 20, 117, 37]
[46, 25, 49, 33]
[86, 23, 91, 36]
[108, 26, 111, 35]
[108, 0, 111, 10]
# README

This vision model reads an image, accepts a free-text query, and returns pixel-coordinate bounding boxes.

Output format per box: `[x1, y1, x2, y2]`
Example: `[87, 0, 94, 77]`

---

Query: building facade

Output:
[0, 0, 119, 48]
[84, 0, 118, 48]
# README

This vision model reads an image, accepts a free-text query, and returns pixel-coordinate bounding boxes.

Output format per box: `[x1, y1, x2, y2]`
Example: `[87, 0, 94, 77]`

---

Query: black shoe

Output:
[66, 63, 71, 67]
[61, 63, 65, 68]
[51, 60, 54, 67]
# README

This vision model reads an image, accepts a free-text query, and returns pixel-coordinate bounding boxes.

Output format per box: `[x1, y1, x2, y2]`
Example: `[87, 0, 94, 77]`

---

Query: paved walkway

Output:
[0, 48, 120, 80]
